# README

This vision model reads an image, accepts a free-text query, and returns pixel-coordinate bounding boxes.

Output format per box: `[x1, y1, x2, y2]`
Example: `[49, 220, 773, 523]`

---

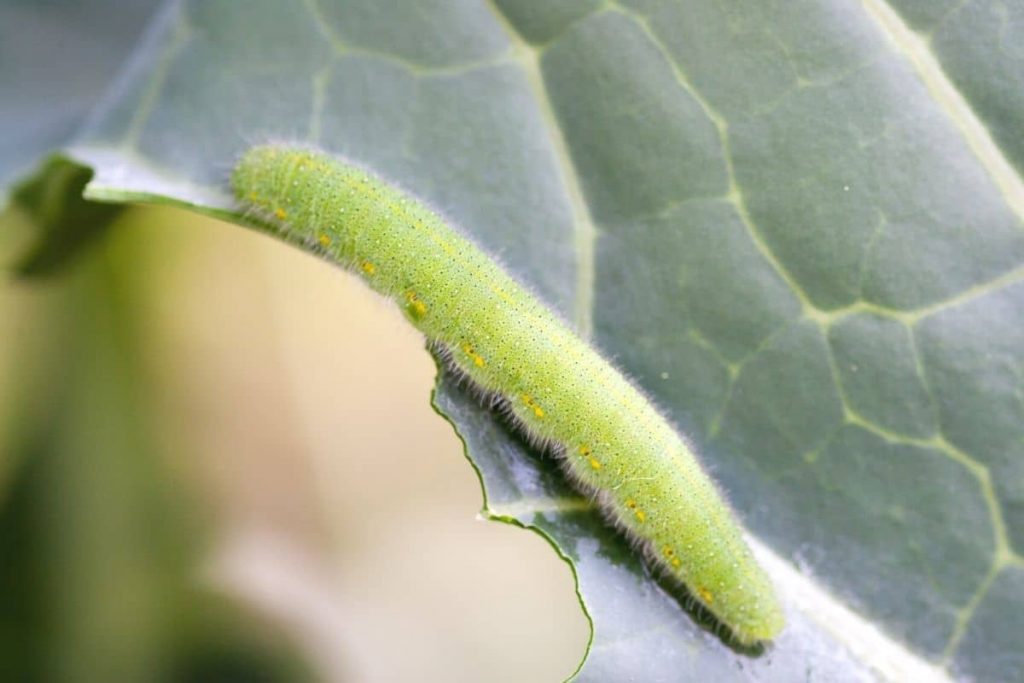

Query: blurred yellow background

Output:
[0, 206, 588, 682]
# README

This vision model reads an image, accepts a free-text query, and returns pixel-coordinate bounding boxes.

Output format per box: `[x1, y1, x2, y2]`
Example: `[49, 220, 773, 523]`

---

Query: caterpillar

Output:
[231, 145, 784, 645]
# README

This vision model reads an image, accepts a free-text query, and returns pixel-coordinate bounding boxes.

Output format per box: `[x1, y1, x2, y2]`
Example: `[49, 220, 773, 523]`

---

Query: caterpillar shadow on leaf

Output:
[431, 346, 768, 655]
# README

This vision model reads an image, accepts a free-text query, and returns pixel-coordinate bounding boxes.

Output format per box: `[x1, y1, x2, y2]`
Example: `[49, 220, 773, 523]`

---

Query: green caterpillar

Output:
[231, 145, 784, 645]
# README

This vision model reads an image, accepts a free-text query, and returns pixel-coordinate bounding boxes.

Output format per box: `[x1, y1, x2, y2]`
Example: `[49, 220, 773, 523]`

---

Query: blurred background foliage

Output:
[0, 205, 588, 681]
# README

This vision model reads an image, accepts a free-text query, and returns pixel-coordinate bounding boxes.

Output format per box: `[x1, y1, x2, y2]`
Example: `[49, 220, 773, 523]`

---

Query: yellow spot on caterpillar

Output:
[461, 342, 486, 367]
[405, 291, 427, 319]
[624, 499, 646, 522]
[578, 444, 592, 457]
[318, 234, 331, 248]
[589, 458, 602, 470]
[274, 207, 288, 220]
[360, 260, 376, 275]
[520, 394, 545, 418]
[662, 545, 675, 558]
[698, 587, 715, 604]
[671, 557, 682, 569]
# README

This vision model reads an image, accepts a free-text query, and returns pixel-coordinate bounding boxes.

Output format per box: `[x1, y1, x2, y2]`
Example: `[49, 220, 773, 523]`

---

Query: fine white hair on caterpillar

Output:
[231, 144, 784, 645]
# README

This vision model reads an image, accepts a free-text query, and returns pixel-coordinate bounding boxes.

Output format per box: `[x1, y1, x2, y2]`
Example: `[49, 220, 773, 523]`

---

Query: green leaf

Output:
[0, 0, 161, 198]
[4, 1, 1023, 680]
[5, 157, 121, 275]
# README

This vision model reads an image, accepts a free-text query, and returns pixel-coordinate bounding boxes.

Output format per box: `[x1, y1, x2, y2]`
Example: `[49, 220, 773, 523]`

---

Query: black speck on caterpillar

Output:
[231, 144, 784, 645]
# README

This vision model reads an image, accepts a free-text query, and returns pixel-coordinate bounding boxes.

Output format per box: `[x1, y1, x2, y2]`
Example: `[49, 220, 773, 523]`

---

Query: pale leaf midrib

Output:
[862, 0, 1024, 224]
